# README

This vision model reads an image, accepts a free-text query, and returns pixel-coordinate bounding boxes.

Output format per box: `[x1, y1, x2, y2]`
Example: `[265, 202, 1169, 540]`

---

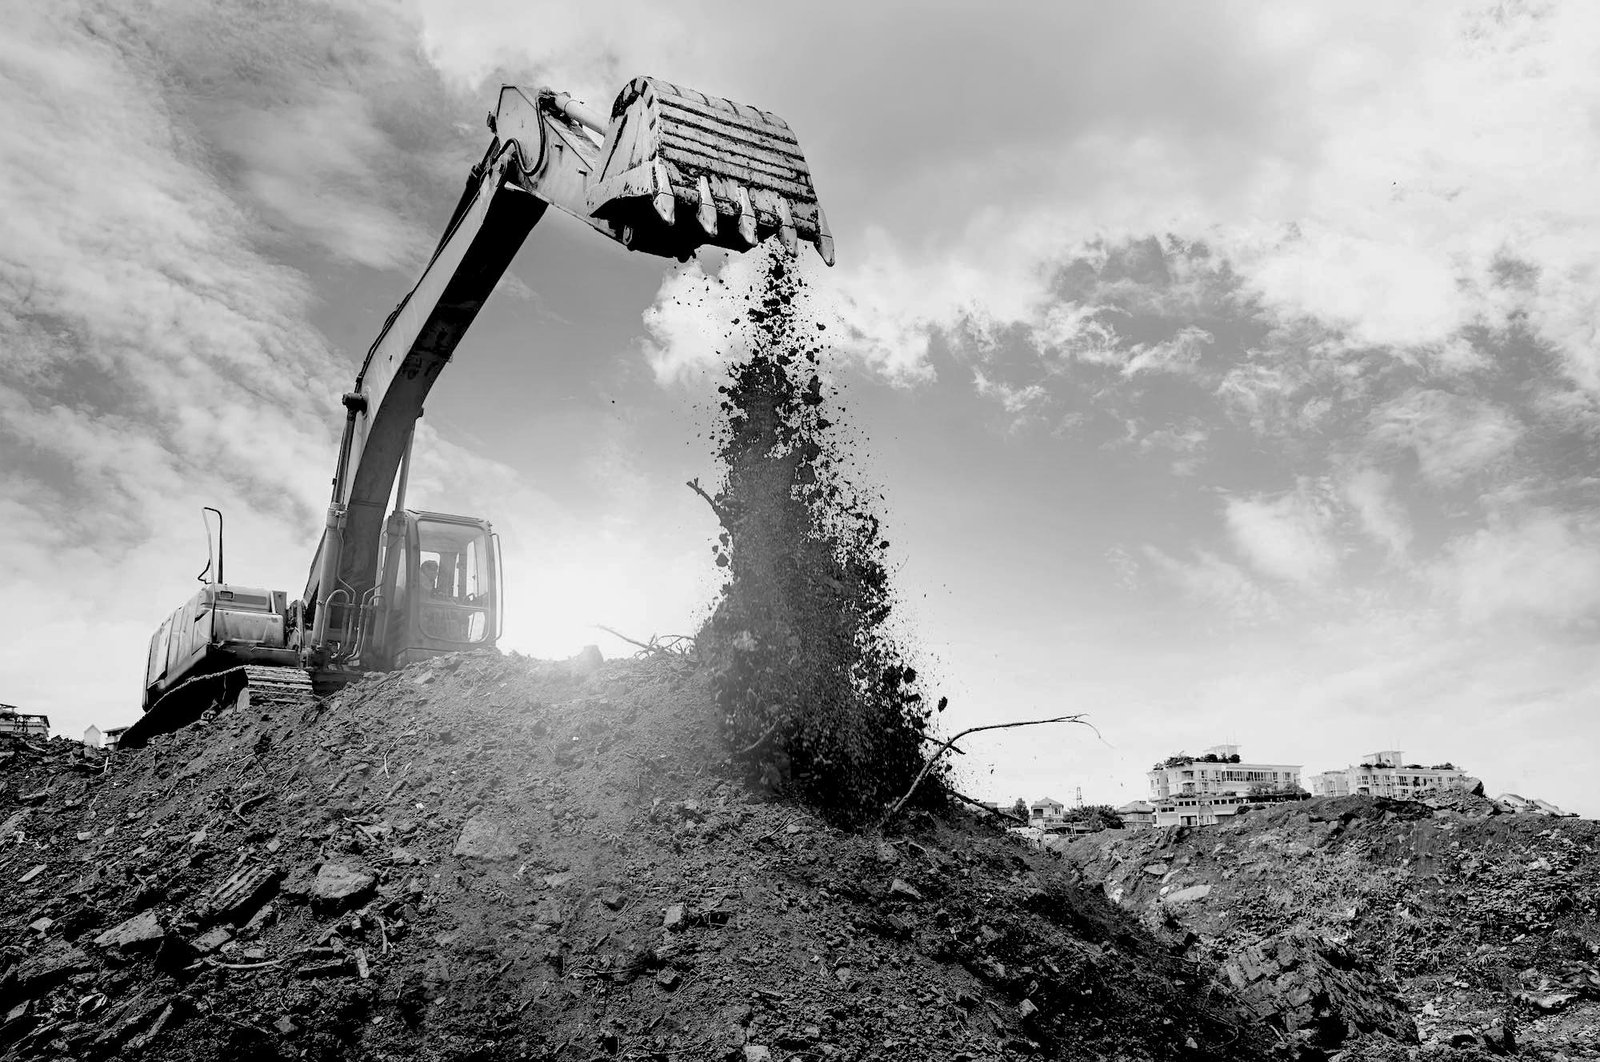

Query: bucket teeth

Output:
[695, 176, 717, 236]
[586, 76, 834, 264]
[651, 159, 675, 224]
[735, 186, 758, 247]
[775, 197, 798, 256]
[814, 206, 835, 267]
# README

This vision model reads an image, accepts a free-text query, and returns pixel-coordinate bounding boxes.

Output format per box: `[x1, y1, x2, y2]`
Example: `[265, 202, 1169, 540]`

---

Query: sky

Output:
[2, 0, 1598, 816]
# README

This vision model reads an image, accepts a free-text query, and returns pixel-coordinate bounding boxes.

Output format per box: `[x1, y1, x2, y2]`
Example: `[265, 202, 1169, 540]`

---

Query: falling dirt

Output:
[691, 250, 944, 828]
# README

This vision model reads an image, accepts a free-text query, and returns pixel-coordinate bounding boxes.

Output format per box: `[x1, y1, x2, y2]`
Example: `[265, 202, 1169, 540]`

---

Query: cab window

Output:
[415, 520, 490, 643]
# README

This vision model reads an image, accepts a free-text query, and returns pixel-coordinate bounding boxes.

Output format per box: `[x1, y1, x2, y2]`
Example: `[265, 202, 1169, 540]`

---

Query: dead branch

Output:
[878, 714, 1098, 829]
[685, 477, 733, 527]
[946, 786, 1028, 825]
[594, 626, 697, 659]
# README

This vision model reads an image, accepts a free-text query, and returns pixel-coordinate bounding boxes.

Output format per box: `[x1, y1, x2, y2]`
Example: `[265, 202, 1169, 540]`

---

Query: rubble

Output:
[1062, 794, 1600, 1060]
[0, 653, 1262, 1061]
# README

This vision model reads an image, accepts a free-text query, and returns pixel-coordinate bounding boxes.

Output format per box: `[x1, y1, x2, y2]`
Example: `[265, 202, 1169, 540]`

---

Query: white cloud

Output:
[1369, 389, 1521, 485]
[1142, 547, 1280, 623]
[1224, 483, 1341, 587]
[1431, 510, 1600, 627]
[1123, 326, 1213, 377]
[1342, 467, 1412, 558]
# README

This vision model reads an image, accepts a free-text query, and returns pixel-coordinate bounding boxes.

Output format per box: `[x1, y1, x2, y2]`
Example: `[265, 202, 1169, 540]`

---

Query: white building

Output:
[1148, 744, 1302, 801]
[1311, 751, 1468, 799]
[1147, 745, 1303, 828]
[1117, 800, 1156, 829]
[0, 704, 50, 741]
[1029, 797, 1066, 825]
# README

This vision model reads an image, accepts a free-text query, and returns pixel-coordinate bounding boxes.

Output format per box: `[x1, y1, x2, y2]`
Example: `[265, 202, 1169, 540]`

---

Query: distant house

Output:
[102, 727, 129, 752]
[1029, 797, 1066, 825]
[1117, 800, 1156, 829]
[0, 704, 50, 741]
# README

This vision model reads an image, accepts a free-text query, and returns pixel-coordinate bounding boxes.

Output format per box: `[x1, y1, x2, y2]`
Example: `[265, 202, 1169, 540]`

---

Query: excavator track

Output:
[120, 664, 319, 750]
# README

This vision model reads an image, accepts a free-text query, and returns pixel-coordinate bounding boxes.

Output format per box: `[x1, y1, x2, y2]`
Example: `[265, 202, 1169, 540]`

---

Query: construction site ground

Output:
[1, 652, 1264, 1062]
[1059, 794, 1600, 1060]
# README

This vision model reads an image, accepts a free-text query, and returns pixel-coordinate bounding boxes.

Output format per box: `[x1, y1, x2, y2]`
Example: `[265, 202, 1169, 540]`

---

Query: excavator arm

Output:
[302, 78, 832, 664]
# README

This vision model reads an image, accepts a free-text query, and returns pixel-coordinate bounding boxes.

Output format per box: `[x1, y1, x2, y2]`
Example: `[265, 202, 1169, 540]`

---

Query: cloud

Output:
[1368, 388, 1521, 485]
[1224, 483, 1341, 587]
[1142, 547, 1280, 623]
[1431, 510, 1600, 628]
[1341, 468, 1412, 558]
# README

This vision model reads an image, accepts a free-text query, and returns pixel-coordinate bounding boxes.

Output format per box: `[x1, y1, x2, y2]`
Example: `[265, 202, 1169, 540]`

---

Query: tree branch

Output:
[685, 478, 733, 528]
[879, 714, 1099, 829]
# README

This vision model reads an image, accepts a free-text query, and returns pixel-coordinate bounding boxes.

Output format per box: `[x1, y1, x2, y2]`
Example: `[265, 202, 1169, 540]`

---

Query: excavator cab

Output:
[368, 510, 500, 668]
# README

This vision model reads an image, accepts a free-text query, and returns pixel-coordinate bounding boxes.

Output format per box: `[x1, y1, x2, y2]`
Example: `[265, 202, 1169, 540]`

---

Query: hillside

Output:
[1061, 796, 1600, 1060]
[2, 652, 1270, 1062]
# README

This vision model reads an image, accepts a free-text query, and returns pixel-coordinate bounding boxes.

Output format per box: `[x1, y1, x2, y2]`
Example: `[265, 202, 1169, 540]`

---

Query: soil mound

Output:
[1061, 796, 1600, 1060]
[3, 653, 1268, 1061]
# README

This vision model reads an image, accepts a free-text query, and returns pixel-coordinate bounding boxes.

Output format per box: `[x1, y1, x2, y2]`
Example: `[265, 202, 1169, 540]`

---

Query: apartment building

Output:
[0, 704, 50, 741]
[1148, 744, 1302, 801]
[1147, 744, 1304, 828]
[1311, 751, 1467, 799]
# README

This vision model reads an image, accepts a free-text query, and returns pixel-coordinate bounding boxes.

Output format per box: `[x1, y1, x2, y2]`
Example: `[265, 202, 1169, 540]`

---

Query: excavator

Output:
[122, 77, 833, 748]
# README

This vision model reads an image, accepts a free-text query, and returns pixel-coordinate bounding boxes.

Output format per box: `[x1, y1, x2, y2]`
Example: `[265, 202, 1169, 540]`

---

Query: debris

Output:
[93, 910, 165, 949]
[17, 863, 45, 883]
[453, 814, 520, 861]
[310, 863, 374, 909]
[192, 927, 233, 954]
[889, 878, 924, 901]
[201, 861, 283, 924]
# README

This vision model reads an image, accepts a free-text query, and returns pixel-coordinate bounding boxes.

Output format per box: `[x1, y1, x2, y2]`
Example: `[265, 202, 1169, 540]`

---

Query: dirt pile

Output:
[3, 652, 1272, 1061]
[1061, 796, 1600, 1060]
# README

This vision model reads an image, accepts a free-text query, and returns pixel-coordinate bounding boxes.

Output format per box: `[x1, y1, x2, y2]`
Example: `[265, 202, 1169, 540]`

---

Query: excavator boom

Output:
[134, 76, 832, 747]
[306, 78, 832, 661]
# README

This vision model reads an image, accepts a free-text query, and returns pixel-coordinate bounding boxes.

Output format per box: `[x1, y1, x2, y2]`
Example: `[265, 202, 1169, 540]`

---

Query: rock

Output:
[1164, 883, 1212, 905]
[311, 863, 375, 909]
[1143, 862, 1169, 877]
[94, 910, 165, 949]
[874, 842, 900, 864]
[274, 1017, 297, 1036]
[1019, 998, 1038, 1020]
[27, 917, 52, 934]
[202, 861, 283, 924]
[192, 927, 233, 954]
[532, 896, 564, 926]
[599, 887, 627, 910]
[453, 815, 520, 861]
[12, 943, 90, 991]
[889, 878, 924, 901]
[571, 644, 604, 672]
[663, 903, 687, 930]
[17, 864, 45, 884]
[744, 1047, 773, 1062]
[543, 871, 574, 888]
[655, 968, 680, 990]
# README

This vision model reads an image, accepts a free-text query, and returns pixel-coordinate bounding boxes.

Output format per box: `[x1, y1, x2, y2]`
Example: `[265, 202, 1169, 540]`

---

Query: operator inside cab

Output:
[420, 559, 444, 597]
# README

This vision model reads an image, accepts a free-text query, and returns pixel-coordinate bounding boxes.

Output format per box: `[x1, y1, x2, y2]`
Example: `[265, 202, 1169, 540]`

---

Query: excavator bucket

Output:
[586, 77, 834, 265]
